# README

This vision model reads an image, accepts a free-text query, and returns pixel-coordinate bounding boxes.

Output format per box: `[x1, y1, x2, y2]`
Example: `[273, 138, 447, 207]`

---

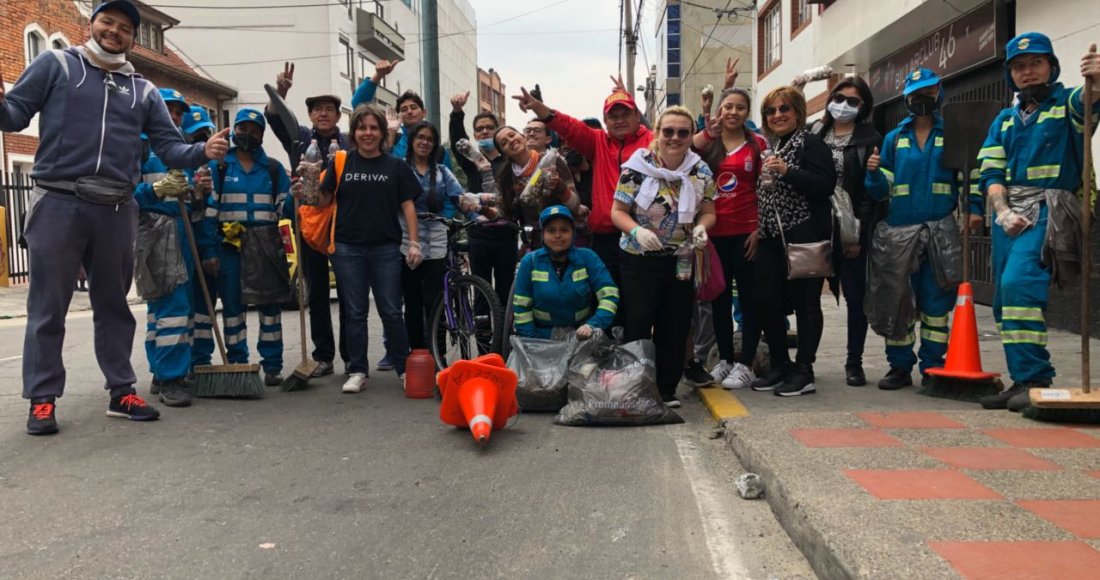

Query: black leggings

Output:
[620, 251, 695, 399]
[712, 234, 761, 365]
[838, 246, 868, 367]
[401, 259, 446, 350]
[754, 223, 825, 369]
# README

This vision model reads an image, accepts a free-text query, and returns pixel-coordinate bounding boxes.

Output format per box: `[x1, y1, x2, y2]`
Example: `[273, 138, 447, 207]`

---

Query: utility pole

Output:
[421, 0, 441, 128]
[624, 0, 636, 95]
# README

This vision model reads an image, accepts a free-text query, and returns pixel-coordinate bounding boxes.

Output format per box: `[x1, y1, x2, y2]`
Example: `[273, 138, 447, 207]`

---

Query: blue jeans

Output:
[329, 242, 409, 375]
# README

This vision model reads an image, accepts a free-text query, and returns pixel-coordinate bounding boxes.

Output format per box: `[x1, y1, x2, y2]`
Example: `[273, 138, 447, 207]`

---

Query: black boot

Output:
[979, 382, 1028, 410]
[845, 364, 867, 387]
[878, 367, 913, 391]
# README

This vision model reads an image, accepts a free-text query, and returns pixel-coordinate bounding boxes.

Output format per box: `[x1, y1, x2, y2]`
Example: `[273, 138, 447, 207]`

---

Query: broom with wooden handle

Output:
[281, 191, 318, 391]
[1025, 44, 1100, 422]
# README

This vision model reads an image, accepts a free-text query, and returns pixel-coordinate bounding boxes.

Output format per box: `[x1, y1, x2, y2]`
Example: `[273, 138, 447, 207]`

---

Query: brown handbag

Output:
[775, 210, 833, 279]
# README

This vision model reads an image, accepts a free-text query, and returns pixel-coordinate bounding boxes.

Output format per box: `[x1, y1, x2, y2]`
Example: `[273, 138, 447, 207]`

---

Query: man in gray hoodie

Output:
[0, 0, 229, 435]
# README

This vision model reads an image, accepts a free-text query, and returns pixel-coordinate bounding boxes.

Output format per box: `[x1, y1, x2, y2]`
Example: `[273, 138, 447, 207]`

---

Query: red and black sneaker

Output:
[106, 393, 161, 421]
[27, 398, 59, 435]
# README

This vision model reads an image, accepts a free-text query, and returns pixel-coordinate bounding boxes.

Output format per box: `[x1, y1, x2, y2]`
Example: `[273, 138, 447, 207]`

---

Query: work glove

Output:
[995, 210, 1032, 237]
[153, 170, 190, 199]
[406, 242, 423, 270]
[575, 324, 594, 340]
[632, 227, 663, 252]
[692, 224, 708, 249]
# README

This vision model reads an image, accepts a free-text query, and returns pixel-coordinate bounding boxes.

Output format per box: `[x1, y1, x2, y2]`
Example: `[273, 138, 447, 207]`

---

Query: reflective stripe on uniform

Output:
[921, 313, 948, 327]
[571, 268, 588, 282]
[193, 312, 212, 324]
[514, 311, 534, 324]
[155, 333, 189, 347]
[981, 158, 1008, 172]
[513, 294, 533, 307]
[224, 315, 245, 328]
[598, 299, 617, 314]
[225, 331, 246, 345]
[531, 270, 549, 282]
[881, 168, 895, 185]
[979, 146, 1006, 159]
[156, 315, 190, 329]
[261, 314, 279, 326]
[193, 328, 213, 340]
[931, 183, 952, 195]
[893, 184, 910, 196]
[1001, 330, 1048, 345]
[204, 207, 219, 218]
[1036, 106, 1066, 124]
[920, 328, 949, 343]
[934, 136, 944, 148]
[252, 193, 274, 207]
[219, 210, 248, 222]
[1002, 306, 1044, 322]
[145, 330, 156, 342]
[533, 309, 552, 321]
[574, 307, 591, 322]
[1026, 165, 1060, 180]
[259, 331, 282, 342]
[221, 193, 249, 205]
[254, 210, 278, 222]
[897, 138, 911, 149]
[1001, 118, 1015, 133]
[886, 331, 916, 346]
[596, 286, 619, 299]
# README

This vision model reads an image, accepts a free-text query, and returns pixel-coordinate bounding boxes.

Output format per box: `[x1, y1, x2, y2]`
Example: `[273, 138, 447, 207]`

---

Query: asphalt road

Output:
[0, 305, 815, 579]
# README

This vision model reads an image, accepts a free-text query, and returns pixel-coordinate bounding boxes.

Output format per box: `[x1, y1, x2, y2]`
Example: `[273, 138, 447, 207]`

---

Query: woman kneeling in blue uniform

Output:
[512, 205, 619, 341]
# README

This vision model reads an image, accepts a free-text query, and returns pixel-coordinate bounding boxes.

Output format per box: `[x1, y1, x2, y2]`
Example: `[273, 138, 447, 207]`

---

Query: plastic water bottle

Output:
[300, 139, 323, 204]
[760, 148, 776, 187]
[327, 140, 339, 162]
[675, 241, 694, 281]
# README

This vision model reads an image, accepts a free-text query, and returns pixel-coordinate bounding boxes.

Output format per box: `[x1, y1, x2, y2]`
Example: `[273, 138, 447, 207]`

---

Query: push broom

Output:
[1025, 45, 1100, 423]
[281, 193, 318, 391]
[178, 196, 265, 398]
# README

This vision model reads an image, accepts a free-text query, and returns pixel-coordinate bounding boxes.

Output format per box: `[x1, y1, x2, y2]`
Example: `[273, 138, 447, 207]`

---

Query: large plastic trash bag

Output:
[240, 225, 291, 305]
[507, 334, 577, 412]
[135, 213, 188, 300]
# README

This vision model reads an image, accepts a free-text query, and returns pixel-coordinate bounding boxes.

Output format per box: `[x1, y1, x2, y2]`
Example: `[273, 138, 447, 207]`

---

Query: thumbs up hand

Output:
[204, 127, 231, 161]
[866, 146, 881, 173]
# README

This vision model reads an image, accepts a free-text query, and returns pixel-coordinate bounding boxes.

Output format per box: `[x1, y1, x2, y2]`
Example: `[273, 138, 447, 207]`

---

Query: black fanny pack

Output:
[73, 176, 135, 205]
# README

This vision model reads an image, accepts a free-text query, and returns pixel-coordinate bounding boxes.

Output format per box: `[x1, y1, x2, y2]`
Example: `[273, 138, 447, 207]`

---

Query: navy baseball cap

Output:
[539, 205, 574, 228]
[1004, 32, 1060, 90]
[234, 108, 266, 131]
[92, 1, 141, 29]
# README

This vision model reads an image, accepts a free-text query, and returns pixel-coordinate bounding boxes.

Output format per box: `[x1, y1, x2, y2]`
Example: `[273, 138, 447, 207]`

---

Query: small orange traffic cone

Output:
[925, 282, 1000, 382]
[437, 354, 518, 445]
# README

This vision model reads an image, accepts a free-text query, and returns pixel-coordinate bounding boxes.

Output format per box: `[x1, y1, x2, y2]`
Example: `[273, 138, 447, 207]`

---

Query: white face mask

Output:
[84, 36, 127, 66]
[827, 101, 860, 123]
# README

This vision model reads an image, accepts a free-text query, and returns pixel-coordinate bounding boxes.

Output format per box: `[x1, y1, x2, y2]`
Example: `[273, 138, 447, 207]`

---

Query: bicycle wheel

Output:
[428, 274, 504, 369]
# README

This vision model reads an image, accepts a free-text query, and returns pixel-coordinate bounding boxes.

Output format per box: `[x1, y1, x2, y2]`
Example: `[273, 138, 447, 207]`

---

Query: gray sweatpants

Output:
[692, 300, 715, 362]
[22, 191, 139, 400]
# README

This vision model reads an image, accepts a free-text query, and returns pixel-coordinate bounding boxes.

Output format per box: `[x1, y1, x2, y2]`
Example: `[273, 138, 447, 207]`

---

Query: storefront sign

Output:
[869, 1, 999, 103]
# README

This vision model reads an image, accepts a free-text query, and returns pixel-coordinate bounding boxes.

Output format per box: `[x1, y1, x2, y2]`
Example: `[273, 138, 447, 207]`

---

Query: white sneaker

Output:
[709, 360, 734, 383]
[342, 373, 367, 394]
[721, 363, 756, 390]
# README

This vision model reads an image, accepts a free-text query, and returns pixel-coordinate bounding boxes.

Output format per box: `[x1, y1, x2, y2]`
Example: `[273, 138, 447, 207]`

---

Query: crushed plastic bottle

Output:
[298, 139, 323, 205]
[675, 241, 694, 281]
[327, 140, 339, 162]
[519, 149, 560, 205]
[759, 148, 776, 188]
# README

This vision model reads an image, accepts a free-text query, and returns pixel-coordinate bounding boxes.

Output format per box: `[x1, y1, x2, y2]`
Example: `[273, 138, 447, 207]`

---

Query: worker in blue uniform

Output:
[194, 109, 292, 386]
[136, 88, 205, 407]
[512, 205, 619, 340]
[182, 104, 216, 144]
[977, 33, 1100, 411]
[865, 69, 984, 391]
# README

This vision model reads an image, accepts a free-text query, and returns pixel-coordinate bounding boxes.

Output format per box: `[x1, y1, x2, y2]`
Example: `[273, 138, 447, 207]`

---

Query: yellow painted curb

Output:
[697, 387, 750, 420]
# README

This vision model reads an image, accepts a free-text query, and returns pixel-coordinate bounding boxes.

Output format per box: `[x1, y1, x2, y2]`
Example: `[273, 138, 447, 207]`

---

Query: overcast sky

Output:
[467, 0, 656, 126]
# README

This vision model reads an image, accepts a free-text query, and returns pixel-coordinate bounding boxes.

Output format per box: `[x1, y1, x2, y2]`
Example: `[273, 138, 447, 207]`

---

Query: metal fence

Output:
[1, 171, 33, 285]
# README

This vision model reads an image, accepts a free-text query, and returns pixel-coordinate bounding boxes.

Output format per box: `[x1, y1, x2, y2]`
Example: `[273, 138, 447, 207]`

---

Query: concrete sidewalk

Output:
[695, 296, 1100, 579]
[0, 283, 142, 319]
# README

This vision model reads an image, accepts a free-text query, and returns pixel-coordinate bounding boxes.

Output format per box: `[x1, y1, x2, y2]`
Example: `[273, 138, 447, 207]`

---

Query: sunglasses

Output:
[763, 104, 793, 117]
[830, 95, 863, 107]
[660, 127, 692, 140]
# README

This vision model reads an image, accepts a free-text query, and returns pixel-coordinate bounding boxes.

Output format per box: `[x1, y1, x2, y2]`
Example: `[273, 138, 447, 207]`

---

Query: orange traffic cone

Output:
[437, 354, 518, 445]
[925, 282, 1001, 382]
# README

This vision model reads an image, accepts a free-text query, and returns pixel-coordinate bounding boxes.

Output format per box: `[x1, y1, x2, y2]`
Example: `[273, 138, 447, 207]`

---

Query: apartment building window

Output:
[665, 3, 681, 80]
[340, 37, 353, 85]
[792, 0, 812, 37]
[758, 1, 782, 77]
[137, 21, 164, 52]
[25, 28, 45, 64]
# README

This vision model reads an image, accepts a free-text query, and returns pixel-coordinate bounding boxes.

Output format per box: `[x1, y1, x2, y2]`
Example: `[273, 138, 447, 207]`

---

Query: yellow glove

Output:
[221, 222, 245, 250]
[153, 169, 190, 199]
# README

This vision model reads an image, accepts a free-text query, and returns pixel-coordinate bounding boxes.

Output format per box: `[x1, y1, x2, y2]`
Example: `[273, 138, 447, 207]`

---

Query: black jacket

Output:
[810, 120, 884, 229]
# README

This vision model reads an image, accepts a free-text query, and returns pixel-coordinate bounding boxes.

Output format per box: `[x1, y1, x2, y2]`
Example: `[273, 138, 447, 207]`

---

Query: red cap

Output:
[603, 91, 639, 115]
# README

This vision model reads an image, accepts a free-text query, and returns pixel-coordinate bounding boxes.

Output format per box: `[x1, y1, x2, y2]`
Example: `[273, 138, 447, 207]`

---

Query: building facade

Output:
[477, 67, 506, 126]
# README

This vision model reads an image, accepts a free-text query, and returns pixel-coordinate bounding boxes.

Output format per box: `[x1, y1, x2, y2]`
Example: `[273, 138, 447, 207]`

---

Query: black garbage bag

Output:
[507, 334, 577, 412]
[240, 225, 291, 305]
[135, 213, 188, 301]
[555, 334, 683, 427]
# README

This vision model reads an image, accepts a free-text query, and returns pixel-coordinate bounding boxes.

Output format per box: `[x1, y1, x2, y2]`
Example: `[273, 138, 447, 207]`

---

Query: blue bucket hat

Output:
[539, 205, 574, 228]
[1004, 32, 1060, 91]
[92, 0, 141, 29]
[233, 108, 266, 131]
[182, 105, 216, 136]
[903, 68, 942, 96]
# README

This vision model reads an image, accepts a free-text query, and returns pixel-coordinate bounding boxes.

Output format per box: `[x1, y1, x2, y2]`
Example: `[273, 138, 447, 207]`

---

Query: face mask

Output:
[905, 93, 940, 117]
[827, 101, 860, 123]
[477, 138, 496, 153]
[1018, 83, 1054, 107]
[84, 36, 127, 65]
[189, 131, 212, 145]
[233, 133, 260, 153]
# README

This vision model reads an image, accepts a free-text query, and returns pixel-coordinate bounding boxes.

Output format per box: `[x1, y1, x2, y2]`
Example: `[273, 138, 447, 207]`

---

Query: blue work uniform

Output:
[193, 148, 292, 374]
[136, 151, 197, 382]
[512, 247, 619, 339]
[865, 115, 982, 373]
[977, 83, 1100, 384]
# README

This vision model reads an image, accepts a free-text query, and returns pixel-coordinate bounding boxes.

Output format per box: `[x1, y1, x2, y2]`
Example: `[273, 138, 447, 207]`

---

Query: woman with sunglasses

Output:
[808, 77, 882, 387]
[692, 88, 769, 390]
[611, 106, 717, 407]
[752, 87, 837, 397]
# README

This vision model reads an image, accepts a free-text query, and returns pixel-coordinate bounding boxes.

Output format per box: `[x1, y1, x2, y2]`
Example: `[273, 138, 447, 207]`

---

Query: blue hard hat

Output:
[92, 0, 140, 29]
[903, 68, 941, 96]
[159, 88, 187, 109]
[233, 108, 266, 131]
[539, 205, 574, 228]
[1004, 32, 1060, 90]
[182, 105, 216, 136]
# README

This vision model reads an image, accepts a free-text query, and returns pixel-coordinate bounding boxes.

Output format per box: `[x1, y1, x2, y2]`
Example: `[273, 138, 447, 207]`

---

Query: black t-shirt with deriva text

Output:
[321, 150, 417, 246]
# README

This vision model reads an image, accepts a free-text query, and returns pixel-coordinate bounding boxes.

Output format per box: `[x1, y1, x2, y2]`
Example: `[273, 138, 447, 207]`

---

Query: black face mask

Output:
[233, 133, 261, 153]
[1018, 83, 1054, 107]
[187, 130, 212, 145]
[905, 93, 940, 117]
